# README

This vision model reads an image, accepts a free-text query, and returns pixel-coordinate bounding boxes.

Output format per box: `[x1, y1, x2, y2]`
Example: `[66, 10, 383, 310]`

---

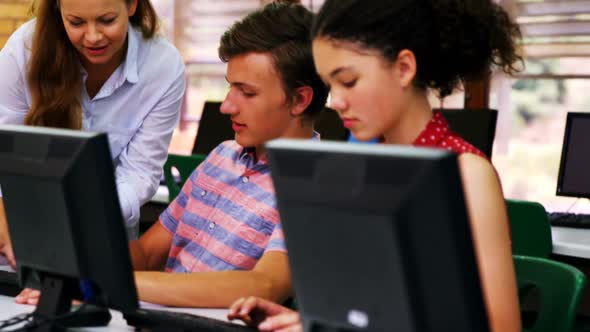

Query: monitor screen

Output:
[314, 107, 349, 142]
[556, 112, 590, 198]
[267, 140, 489, 332]
[0, 125, 138, 324]
[436, 108, 498, 158]
[192, 101, 233, 155]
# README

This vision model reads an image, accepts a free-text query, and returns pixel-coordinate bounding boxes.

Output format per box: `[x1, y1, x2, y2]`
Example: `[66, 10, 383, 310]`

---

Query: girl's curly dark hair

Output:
[312, 0, 523, 98]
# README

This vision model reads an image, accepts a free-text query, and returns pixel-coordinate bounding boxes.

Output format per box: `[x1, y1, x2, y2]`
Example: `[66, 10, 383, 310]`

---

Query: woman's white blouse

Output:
[0, 20, 186, 237]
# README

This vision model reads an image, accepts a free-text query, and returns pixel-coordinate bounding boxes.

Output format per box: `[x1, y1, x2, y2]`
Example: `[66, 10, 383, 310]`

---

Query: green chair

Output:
[515, 255, 586, 332]
[506, 199, 552, 258]
[163, 154, 207, 202]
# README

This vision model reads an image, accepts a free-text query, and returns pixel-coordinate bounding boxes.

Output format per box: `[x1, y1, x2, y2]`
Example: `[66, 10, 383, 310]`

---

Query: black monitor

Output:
[192, 101, 233, 155]
[556, 112, 590, 198]
[315, 108, 350, 142]
[435, 108, 498, 158]
[266, 140, 489, 332]
[0, 125, 138, 328]
[191, 102, 350, 156]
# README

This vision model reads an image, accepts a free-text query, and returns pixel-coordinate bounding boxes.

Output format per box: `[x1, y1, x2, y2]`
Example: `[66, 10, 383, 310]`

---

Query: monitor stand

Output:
[27, 274, 111, 332]
[306, 319, 365, 332]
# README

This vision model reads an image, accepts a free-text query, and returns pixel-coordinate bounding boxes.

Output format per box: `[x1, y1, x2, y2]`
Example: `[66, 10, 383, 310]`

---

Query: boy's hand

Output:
[228, 296, 302, 332]
[15, 288, 40, 306]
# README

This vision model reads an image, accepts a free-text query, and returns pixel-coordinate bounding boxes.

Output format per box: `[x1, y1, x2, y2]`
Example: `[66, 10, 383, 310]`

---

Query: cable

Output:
[0, 304, 90, 331]
[0, 312, 34, 330]
[566, 197, 581, 212]
[2, 279, 97, 331]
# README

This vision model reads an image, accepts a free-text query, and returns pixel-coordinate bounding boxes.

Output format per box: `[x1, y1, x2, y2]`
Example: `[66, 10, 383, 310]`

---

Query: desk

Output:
[151, 185, 169, 204]
[551, 227, 590, 315]
[139, 186, 169, 233]
[0, 295, 233, 331]
[146, 194, 590, 260]
[150, 190, 590, 260]
[552, 226, 590, 259]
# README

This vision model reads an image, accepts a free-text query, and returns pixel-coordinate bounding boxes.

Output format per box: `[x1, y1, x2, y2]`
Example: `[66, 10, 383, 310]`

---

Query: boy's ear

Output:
[290, 86, 314, 117]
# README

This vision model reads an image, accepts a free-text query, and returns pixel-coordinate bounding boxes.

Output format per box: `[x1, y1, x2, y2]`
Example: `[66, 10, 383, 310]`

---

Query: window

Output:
[491, 0, 590, 212]
[155, 0, 327, 155]
[152, 0, 260, 154]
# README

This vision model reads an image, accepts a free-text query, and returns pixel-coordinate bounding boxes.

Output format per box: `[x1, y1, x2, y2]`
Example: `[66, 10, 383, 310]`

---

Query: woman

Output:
[229, 0, 523, 331]
[0, 0, 185, 264]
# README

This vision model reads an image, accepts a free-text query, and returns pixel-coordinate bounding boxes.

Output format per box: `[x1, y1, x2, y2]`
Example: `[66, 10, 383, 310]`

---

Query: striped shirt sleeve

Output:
[265, 223, 287, 253]
[159, 166, 199, 234]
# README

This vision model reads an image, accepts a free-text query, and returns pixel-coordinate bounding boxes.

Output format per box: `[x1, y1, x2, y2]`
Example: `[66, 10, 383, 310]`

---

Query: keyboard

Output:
[548, 212, 590, 229]
[0, 270, 20, 297]
[124, 308, 256, 332]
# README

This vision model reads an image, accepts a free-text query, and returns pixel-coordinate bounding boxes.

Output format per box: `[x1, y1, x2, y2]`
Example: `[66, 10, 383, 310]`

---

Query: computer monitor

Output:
[192, 101, 234, 155]
[266, 140, 489, 332]
[0, 125, 138, 327]
[191, 102, 350, 156]
[436, 108, 498, 158]
[556, 112, 590, 198]
[315, 108, 349, 142]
